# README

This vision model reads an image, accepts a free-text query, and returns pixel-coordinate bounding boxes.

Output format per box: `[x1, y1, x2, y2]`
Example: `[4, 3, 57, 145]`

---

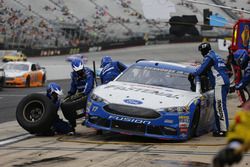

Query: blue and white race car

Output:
[85, 60, 215, 140]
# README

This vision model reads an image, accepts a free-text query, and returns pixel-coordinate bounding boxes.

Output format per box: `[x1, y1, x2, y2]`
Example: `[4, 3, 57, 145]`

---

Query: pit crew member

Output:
[226, 47, 247, 107]
[65, 59, 94, 129]
[232, 49, 250, 101]
[42, 82, 73, 136]
[192, 42, 230, 137]
[213, 100, 250, 167]
[100, 55, 127, 84]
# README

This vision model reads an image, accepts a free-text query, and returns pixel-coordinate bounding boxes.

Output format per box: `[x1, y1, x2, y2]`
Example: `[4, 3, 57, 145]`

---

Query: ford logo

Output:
[123, 99, 143, 105]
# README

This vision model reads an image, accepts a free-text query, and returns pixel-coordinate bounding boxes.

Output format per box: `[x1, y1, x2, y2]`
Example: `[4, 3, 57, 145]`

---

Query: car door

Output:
[197, 76, 215, 131]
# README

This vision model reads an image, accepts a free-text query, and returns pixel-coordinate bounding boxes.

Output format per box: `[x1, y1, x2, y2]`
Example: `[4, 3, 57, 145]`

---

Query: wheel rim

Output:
[23, 100, 45, 123]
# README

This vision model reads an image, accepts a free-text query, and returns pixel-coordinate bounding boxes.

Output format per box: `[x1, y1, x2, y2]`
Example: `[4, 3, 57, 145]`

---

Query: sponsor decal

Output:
[108, 115, 151, 125]
[217, 100, 224, 121]
[180, 133, 187, 138]
[91, 106, 98, 112]
[86, 102, 92, 113]
[164, 119, 174, 124]
[180, 128, 188, 133]
[105, 85, 179, 99]
[179, 123, 189, 128]
[179, 116, 190, 129]
[123, 99, 143, 105]
[179, 116, 190, 123]
[241, 25, 250, 47]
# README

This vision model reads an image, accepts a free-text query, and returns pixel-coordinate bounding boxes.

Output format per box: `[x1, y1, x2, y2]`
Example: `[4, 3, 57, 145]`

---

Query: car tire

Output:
[61, 94, 87, 119]
[26, 76, 30, 87]
[16, 93, 57, 134]
[189, 107, 200, 139]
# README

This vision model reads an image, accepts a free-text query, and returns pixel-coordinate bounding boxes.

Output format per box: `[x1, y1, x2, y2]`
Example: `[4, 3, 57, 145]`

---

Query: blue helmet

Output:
[71, 59, 84, 72]
[100, 56, 112, 68]
[234, 49, 249, 69]
[47, 82, 63, 97]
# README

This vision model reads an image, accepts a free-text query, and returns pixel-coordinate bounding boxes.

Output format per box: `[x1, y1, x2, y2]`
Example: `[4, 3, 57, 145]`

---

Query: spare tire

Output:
[61, 94, 87, 119]
[16, 93, 57, 133]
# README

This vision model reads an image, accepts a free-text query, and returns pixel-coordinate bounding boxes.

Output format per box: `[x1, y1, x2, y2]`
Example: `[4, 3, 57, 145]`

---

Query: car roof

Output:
[135, 60, 197, 73]
[4, 61, 33, 66]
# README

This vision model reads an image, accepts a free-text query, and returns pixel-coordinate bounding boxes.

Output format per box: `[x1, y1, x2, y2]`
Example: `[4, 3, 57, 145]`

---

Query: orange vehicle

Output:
[3, 61, 46, 87]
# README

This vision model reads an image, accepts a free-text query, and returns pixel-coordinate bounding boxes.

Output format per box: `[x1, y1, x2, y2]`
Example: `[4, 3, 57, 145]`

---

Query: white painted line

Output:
[0, 134, 32, 146]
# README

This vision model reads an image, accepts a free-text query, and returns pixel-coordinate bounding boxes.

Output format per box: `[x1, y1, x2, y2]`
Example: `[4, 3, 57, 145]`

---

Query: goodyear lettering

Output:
[108, 115, 151, 125]
[105, 85, 179, 98]
[217, 100, 224, 121]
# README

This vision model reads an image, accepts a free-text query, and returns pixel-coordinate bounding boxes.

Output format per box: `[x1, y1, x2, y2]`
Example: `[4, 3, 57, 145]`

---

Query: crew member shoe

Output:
[213, 131, 227, 137]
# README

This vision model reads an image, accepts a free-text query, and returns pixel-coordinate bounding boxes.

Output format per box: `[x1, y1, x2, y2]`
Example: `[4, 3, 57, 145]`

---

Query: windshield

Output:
[117, 65, 192, 91]
[3, 64, 29, 71]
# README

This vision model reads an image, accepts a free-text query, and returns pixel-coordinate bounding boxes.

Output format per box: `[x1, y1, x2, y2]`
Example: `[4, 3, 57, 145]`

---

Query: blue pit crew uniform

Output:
[193, 50, 230, 133]
[68, 67, 94, 96]
[46, 83, 72, 135]
[234, 50, 250, 99]
[66, 67, 94, 128]
[100, 61, 127, 84]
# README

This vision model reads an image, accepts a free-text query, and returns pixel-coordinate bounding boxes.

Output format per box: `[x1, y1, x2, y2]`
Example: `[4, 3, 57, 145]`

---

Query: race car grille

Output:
[88, 116, 110, 127]
[111, 120, 177, 136]
[111, 120, 145, 134]
[103, 104, 161, 119]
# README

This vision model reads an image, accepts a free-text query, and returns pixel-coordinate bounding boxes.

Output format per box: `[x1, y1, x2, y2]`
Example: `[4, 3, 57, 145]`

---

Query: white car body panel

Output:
[93, 81, 201, 109]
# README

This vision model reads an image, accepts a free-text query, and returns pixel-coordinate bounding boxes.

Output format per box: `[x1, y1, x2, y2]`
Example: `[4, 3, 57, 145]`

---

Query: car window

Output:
[117, 65, 193, 91]
[31, 64, 37, 71]
[3, 64, 29, 71]
[35, 64, 41, 70]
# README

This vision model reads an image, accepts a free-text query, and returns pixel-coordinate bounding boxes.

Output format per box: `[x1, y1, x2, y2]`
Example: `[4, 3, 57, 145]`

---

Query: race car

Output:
[85, 60, 215, 140]
[0, 67, 5, 90]
[2, 51, 27, 62]
[3, 61, 46, 87]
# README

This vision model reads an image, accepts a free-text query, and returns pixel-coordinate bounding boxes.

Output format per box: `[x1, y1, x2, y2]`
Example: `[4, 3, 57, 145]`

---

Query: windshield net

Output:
[117, 65, 192, 91]
[4, 64, 29, 71]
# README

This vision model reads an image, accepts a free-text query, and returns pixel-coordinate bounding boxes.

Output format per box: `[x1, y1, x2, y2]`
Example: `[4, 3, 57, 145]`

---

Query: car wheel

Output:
[189, 107, 200, 139]
[61, 94, 87, 119]
[16, 93, 57, 134]
[26, 76, 30, 87]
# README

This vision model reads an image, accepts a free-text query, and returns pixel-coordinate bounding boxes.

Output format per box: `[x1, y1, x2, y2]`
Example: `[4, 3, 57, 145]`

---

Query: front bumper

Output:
[4, 77, 26, 87]
[85, 100, 191, 140]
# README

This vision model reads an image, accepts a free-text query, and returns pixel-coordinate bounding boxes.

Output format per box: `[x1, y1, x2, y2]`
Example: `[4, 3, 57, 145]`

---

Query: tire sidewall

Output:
[16, 93, 57, 133]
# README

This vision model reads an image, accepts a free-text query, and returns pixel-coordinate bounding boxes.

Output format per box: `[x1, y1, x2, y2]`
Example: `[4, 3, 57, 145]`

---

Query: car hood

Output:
[5, 70, 27, 77]
[93, 81, 201, 110]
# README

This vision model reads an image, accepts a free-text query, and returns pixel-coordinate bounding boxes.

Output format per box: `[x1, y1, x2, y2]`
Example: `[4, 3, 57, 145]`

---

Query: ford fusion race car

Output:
[3, 61, 46, 87]
[86, 61, 215, 140]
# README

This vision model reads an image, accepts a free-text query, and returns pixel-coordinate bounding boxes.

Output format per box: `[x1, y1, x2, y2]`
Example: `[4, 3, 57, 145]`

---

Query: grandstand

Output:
[0, 0, 248, 51]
